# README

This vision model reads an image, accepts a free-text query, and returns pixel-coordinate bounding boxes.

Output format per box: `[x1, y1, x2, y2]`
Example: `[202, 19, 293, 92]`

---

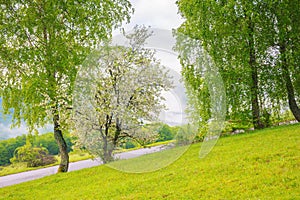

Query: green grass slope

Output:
[1, 124, 299, 199]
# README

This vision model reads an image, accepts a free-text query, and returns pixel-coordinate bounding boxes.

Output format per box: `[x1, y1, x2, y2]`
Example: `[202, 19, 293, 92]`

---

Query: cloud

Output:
[0, 123, 28, 139]
[114, 2, 188, 126]
[0, 122, 53, 140]
[120, 0, 184, 31]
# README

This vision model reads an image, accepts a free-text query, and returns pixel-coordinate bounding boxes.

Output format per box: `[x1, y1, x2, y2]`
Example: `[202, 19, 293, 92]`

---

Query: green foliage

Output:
[0, 135, 26, 166]
[175, 124, 197, 146]
[124, 139, 136, 149]
[156, 124, 175, 142]
[0, 0, 133, 171]
[222, 121, 252, 134]
[11, 142, 57, 167]
[0, 0, 133, 130]
[116, 123, 177, 150]
[0, 133, 74, 166]
[176, 0, 300, 127]
[0, 144, 10, 166]
[33, 132, 74, 155]
[1, 124, 299, 199]
[295, 74, 300, 95]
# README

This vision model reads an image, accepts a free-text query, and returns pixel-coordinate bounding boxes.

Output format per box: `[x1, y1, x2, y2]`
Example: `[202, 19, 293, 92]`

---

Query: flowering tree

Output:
[73, 26, 173, 163]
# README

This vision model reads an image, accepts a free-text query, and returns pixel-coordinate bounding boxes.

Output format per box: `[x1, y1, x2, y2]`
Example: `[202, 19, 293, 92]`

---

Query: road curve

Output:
[0, 145, 167, 188]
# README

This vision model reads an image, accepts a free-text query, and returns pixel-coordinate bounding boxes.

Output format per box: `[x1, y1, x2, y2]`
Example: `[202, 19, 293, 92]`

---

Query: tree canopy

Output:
[176, 0, 300, 130]
[0, 0, 133, 172]
[73, 26, 173, 163]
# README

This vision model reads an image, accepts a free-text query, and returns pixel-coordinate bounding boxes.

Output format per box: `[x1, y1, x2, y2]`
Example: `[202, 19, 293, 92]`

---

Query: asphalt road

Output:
[0, 145, 168, 188]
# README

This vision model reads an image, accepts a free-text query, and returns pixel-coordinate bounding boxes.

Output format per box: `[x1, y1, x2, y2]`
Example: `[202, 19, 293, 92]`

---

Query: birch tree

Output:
[0, 0, 132, 172]
[175, 0, 296, 128]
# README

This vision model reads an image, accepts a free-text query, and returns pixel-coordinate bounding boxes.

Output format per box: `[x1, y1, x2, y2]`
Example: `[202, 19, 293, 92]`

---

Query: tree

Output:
[156, 124, 174, 142]
[0, 135, 27, 165]
[73, 26, 173, 163]
[268, 0, 300, 122]
[0, 0, 132, 172]
[176, 0, 299, 128]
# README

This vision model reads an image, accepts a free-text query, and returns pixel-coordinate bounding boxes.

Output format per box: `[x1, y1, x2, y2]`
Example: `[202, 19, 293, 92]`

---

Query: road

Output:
[0, 145, 168, 188]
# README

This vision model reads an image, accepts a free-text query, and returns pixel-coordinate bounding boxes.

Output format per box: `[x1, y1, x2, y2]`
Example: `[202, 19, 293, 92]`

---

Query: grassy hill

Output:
[0, 124, 299, 199]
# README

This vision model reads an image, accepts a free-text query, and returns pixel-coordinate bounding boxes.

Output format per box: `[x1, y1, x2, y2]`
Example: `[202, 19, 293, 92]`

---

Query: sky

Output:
[120, 0, 184, 31]
[0, 0, 186, 139]
[117, 0, 187, 126]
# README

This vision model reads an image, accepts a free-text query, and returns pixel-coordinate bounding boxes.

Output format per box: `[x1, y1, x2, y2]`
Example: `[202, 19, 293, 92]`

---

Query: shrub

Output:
[11, 143, 57, 167]
[156, 124, 175, 142]
[175, 124, 197, 146]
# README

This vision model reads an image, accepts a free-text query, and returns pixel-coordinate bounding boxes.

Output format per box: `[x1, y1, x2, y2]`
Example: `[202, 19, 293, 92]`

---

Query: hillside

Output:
[0, 124, 299, 199]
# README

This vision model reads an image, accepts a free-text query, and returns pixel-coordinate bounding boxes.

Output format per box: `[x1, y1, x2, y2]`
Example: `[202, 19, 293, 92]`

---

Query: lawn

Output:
[0, 140, 174, 177]
[0, 150, 92, 177]
[0, 124, 299, 199]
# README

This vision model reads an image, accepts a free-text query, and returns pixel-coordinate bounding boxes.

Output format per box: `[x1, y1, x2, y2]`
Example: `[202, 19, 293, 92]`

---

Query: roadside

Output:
[0, 140, 173, 177]
[0, 144, 170, 188]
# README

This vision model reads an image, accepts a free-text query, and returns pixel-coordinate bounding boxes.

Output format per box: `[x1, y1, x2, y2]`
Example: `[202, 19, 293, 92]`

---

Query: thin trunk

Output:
[53, 114, 69, 172]
[102, 115, 114, 163]
[102, 136, 108, 164]
[40, 3, 70, 172]
[248, 20, 264, 129]
[280, 43, 300, 122]
[102, 136, 114, 163]
[113, 117, 121, 145]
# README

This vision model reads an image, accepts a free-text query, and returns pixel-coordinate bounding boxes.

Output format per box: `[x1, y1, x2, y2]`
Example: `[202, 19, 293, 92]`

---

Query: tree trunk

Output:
[102, 136, 114, 164]
[53, 114, 69, 172]
[103, 136, 108, 164]
[280, 43, 300, 122]
[248, 20, 264, 129]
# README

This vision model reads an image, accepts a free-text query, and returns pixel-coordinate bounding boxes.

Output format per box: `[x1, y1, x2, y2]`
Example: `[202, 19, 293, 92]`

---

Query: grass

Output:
[113, 140, 175, 153]
[0, 150, 92, 177]
[0, 124, 299, 199]
[0, 140, 173, 177]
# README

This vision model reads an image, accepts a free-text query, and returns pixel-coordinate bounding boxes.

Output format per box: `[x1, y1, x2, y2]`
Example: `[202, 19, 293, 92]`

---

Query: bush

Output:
[124, 140, 136, 149]
[156, 124, 175, 142]
[0, 132, 74, 166]
[11, 143, 57, 167]
[175, 124, 197, 146]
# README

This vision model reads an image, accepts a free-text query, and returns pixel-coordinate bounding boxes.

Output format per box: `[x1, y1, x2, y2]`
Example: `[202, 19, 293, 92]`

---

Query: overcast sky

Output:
[121, 0, 186, 126]
[0, 0, 186, 139]
[121, 0, 184, 31]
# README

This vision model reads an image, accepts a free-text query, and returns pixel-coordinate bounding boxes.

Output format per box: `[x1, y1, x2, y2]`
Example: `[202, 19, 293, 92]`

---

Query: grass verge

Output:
[0, 140, 174, 177]
[0, 150, 92, 177]
[0, 123, 299, 199]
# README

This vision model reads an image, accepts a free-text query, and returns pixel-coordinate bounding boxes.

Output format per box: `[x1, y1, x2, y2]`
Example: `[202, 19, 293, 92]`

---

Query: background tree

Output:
[268, 0, 300, 121]
[156, 124, 175, 142]
[73, 26, 173, 163]
[0, 132, 73, 166]
[10, 137, 57, 167]
[0, 0, 132, 172]
[0, 135, 26, 166]
[176, 0, 299, 129]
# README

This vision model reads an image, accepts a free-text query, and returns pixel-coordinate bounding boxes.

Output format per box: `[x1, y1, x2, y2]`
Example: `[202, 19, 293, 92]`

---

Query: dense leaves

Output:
[0, 135, 26, 165]
[0, 0, 133, 172]
[0, 133, 73, 166]
[10, 142, 57, 167]
[176, 0, 300, 129]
